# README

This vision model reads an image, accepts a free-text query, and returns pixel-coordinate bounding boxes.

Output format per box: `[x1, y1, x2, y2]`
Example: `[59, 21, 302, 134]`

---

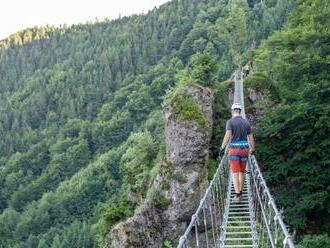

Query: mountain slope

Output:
[0, 0, 297, 247]
[252, 0, 330, 238]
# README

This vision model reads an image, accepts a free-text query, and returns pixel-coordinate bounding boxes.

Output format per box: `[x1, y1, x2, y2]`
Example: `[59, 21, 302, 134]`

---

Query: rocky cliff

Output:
[106, 84, 213, 247]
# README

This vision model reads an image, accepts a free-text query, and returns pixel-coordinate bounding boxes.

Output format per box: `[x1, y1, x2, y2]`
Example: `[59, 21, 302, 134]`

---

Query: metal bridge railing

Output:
[177, 69, 295, 248]
[177, 156, 230, 248]
[248, 155, 295, 248]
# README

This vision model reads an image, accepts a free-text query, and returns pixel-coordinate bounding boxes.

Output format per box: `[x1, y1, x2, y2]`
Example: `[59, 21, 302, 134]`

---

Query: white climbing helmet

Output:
[231, 103, 242, 110]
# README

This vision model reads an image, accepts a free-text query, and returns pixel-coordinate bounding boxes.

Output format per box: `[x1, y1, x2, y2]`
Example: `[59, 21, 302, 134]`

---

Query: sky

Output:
[0, 0, 170, 40]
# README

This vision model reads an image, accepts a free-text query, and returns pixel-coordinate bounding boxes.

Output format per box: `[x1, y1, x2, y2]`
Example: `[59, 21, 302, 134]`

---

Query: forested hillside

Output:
[251, 0, 330, 245]
[1, 0, 328, 247]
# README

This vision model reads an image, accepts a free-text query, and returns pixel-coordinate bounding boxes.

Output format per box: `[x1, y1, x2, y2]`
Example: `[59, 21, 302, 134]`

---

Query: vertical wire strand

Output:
[202, 204, 210, 248]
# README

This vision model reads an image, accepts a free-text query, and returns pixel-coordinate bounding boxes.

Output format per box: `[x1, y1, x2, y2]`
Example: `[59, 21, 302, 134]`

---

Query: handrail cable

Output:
[177, 69, 295, 248]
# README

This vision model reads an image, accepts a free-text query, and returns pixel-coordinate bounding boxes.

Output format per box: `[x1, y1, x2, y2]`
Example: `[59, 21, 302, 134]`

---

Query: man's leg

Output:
[229, 157, 240, 194]
[229, 148, 241, 201]
[238, 147, 249, 194]
[232, 171, 240, 194]
[229, 159, 241, 202]
[238, 171, 245, 192]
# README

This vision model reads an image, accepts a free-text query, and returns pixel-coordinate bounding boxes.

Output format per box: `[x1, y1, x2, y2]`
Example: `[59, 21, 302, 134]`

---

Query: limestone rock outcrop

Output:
[106, 84, 213, 248]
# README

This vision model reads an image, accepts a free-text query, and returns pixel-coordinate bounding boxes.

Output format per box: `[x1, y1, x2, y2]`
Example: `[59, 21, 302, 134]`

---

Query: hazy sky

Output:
[0, 0, 170, 40]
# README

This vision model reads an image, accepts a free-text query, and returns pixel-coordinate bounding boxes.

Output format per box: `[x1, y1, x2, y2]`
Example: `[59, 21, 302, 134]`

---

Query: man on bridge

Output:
[219, 103, 255, 202]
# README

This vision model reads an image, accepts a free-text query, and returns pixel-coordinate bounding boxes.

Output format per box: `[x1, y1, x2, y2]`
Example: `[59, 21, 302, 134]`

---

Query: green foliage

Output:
[254, 0, 330, 234]
[298, 234, 330, 248]
[208, 158, 218, 181]
[216, 0, 248, 67]
[120, 132, 159, 199]
[169, 172, 187, 184]
[0, 0, 297, 246]
[53, 221, 96, 248]
[175, 53, 216, 88]
[101, 196, 135, 233]
[163, 239, 174, 248]
[244, 72, 270, 90]
[210, 81, 232, 159]
[168, 89, 207, 129]
[188, 53, 216, 87]
[149, 188, 172, 210]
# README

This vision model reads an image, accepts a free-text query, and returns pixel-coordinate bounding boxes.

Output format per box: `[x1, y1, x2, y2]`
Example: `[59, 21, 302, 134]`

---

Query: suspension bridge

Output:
[177, 71, 295, 248]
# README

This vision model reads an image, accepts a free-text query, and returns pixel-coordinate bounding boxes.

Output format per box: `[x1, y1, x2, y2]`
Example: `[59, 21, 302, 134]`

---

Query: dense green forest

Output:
[253, 0, 330, 242]
[0, 0, 328, 247]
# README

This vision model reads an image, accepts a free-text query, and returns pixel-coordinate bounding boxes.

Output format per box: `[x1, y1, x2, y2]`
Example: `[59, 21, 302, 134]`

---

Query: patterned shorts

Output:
[228, 141, 249, 173]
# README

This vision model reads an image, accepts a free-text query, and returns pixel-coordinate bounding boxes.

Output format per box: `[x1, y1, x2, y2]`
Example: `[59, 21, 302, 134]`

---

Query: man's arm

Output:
[248, 134, 255, 152]
[221, 130, 232, 150]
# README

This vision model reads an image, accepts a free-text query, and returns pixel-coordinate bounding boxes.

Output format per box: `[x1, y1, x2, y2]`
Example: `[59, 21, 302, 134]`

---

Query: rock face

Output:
[247, 88, 262, 103]
[106, 84, 213, 248]
[105, 201, 164, 247]
[246, 87, 263, 127]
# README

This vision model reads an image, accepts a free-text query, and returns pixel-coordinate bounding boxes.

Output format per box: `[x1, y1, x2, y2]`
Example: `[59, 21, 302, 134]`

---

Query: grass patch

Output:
[149, 188, 172, 209]
[169, 171, 187, 183]
[168, 89, 207, 129]
[163, 239, 174, 248]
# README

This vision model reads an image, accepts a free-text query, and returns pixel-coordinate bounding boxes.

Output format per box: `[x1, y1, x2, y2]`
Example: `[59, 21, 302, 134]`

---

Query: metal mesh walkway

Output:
[220, 167, 257, 248]
[177, 71, 295, 248]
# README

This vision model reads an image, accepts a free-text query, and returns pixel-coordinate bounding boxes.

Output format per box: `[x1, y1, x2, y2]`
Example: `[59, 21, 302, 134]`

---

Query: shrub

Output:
[298, 234, 330, 248]
[169, 90, 207, 129]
